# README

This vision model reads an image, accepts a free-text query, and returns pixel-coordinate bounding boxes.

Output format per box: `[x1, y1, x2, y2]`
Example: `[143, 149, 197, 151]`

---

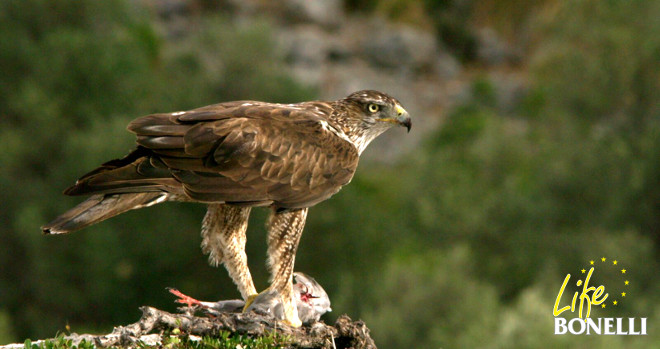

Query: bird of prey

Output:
[170, 272, 331, 325]
[42, 90, 410, 327]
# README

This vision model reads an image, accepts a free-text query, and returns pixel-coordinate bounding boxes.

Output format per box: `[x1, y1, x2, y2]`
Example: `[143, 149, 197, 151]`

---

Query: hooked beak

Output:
[378, 104, 411, 132]
[395, 105, 412, 132]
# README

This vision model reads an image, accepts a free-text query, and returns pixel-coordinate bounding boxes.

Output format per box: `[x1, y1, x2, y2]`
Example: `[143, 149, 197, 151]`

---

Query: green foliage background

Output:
[1, 0, 659, 348]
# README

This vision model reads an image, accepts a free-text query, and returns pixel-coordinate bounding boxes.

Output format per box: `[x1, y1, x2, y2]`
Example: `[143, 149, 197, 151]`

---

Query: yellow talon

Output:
[283, 316, 302, 328]
[242, 293, 259, 312]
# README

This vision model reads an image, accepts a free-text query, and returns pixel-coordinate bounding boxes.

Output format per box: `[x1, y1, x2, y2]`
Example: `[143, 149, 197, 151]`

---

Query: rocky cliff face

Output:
[144, 0, 527, 162]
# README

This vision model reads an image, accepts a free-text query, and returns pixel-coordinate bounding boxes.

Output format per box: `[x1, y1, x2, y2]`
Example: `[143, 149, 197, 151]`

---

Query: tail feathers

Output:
[42, 192, 168, 235]
[63, 153, 178, 197]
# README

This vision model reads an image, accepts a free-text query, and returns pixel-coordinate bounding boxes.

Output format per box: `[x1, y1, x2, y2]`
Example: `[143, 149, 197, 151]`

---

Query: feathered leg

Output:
[264, 207, 308, 327]
[201, 204, 256, 300]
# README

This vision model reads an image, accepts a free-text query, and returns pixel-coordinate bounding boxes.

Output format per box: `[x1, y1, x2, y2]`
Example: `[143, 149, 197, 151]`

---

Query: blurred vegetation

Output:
[345, 0, 480, 60]
[1, 0, 659, 348]
[345, 0, 551, 61]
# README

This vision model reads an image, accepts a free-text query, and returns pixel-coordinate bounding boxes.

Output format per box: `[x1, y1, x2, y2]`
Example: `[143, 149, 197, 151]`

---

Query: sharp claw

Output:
[242, 293, 259, 312]
[283, 317, 302, 328]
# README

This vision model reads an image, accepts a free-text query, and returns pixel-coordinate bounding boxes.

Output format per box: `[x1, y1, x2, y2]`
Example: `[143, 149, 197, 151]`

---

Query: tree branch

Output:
[1, 307, 376, 349]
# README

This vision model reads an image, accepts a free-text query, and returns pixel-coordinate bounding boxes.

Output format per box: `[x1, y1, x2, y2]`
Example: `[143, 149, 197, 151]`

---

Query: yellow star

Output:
[621, 269, 626, 274]
[601, 257, 606, 262]
[602, 304, 606, 308]
[590, 260, 594, 265]
[613, 300, 618, 306]
[622, 292, 626, 297]
[613, 260, 618, 265]
[581, 269, 586, 273]
[625, 280, 629, 285]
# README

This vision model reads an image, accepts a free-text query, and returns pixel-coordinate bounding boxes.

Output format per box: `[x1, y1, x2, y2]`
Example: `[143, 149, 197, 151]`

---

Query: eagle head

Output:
[345, 90, 411, 132]
[331, 90, 411, 154]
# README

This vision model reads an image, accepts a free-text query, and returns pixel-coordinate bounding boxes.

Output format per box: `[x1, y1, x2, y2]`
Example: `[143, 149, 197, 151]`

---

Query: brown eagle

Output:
[42, 90, 411, 327]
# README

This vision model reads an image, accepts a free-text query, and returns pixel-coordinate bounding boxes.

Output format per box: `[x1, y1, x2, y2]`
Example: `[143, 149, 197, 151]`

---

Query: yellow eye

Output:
[368, 104, 379, 113]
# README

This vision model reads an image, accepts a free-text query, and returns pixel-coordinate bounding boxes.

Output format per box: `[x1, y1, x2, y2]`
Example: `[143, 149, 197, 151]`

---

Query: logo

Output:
[553, 257, 647, 335]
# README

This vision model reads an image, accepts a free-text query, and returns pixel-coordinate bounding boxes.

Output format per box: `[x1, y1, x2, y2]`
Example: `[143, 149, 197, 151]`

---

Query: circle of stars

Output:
[585, 257, 629, 309]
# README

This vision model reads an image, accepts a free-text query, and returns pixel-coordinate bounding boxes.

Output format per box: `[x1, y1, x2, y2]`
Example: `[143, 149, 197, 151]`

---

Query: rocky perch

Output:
[2, 307, 376, 349]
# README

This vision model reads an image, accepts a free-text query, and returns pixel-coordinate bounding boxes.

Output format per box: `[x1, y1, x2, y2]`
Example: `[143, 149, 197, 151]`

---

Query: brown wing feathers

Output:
[62, 101, 360, 208]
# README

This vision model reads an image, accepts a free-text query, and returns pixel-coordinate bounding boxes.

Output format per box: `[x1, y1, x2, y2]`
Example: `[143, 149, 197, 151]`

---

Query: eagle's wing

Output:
[64, 101, 360, 208]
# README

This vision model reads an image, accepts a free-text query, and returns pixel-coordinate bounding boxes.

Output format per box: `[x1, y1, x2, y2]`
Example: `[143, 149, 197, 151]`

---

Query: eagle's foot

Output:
[281, 308, 303, 328]
[242, 287, 302, 328]
[242, 293, 259, 312]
